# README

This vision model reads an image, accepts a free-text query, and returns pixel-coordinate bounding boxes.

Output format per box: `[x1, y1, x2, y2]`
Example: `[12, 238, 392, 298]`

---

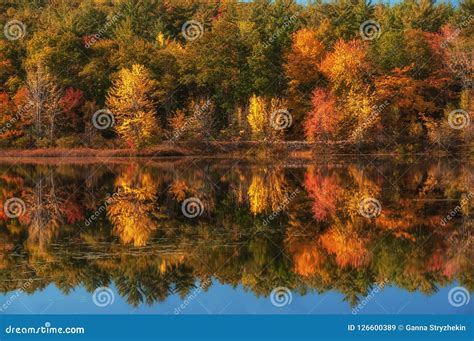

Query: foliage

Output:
[0, 0, 471, 149]
[106, 64, 159, 148]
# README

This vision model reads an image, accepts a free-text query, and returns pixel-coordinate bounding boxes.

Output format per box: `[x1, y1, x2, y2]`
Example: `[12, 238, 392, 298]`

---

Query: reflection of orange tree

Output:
[304, 166, 342, 221]
[285, 227, 330, 282]
[319, 219, 372, 269]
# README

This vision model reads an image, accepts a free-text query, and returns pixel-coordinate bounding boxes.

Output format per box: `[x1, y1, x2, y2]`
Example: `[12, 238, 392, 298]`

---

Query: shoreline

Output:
[0, 141, 470, 164]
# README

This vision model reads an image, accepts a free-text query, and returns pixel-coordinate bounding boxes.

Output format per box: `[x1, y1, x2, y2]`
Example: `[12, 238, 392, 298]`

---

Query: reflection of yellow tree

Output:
[345, 165, 381, 219]
[247, 168, 287, 215]
[107, 166, 158, 246]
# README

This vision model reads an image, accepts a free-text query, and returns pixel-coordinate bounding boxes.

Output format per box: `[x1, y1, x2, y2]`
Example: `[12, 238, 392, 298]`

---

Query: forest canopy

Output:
[0, 0, 472, 150]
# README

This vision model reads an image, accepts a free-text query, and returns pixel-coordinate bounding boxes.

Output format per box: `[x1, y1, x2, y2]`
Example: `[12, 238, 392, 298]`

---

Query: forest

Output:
[0, 0, 472, 152]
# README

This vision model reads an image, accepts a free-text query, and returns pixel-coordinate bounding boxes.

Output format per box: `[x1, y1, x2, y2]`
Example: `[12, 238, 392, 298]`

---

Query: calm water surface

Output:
[0, 156, 472, 314]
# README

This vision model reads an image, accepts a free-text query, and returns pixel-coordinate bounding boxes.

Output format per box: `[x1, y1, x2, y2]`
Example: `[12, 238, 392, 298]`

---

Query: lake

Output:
[0, 156, 472, 314]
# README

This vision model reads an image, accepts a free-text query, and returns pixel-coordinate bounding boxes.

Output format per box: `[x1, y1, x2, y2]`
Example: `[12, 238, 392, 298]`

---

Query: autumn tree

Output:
[306, 39, 375, 142]
[285, 28, 325, 93]
[0, 92, 23, 145]
[319, 39, 371, 95]
[247, 94, 287, 141]
[304, 88, 340, 141]
[23, 65, 62, 146]
[106, 64, 160, 148]
[247, 94, 267, 139]
[284, 28, 326, 134]
[59, 88, 84, 132]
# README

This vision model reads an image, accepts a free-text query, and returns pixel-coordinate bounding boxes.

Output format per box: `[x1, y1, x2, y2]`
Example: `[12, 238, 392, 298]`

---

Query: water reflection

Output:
[0, 158, 472, 310]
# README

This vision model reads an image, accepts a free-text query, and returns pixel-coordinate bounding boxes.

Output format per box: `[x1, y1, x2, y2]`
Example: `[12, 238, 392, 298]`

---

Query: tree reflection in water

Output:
[0, 159, 472, 308]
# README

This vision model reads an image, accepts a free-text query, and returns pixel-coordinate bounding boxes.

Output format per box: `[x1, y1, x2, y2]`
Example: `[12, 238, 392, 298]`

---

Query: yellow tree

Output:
[247, 95, 287, 141]
[247, 94, 267, 139]
[106, 64, 159, 148]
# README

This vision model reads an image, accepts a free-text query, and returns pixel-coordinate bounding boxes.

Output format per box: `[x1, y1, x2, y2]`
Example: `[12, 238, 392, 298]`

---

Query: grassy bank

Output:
[0, 141, 471, 159]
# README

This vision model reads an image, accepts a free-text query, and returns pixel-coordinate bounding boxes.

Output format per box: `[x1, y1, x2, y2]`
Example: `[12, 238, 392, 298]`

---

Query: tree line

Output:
[0, 0, 472, 150]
